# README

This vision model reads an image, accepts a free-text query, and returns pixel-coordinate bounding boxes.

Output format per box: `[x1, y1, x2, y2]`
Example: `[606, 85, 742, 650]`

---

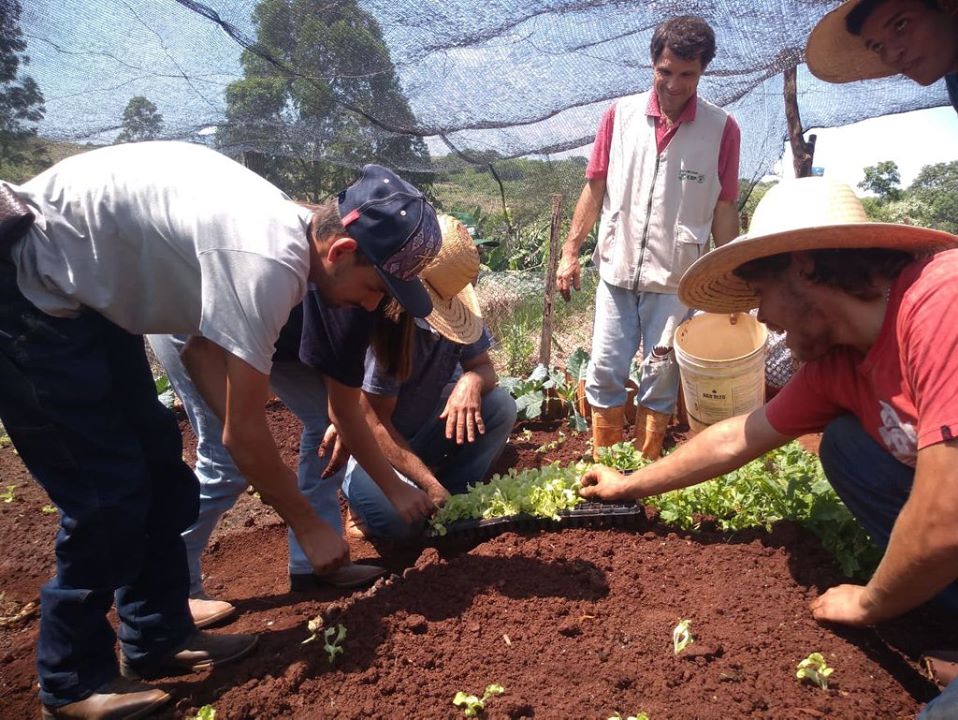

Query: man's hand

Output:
[578, 465, 638, 503]
[318, 424, 349, 478]
[424, 483, 452, 508]
[809, 584, 879, 626]
[556, 250, 581, 302]
[382, 480, 437, 523]
[439, 373, 485, 444]
[293, 518, 350, 575]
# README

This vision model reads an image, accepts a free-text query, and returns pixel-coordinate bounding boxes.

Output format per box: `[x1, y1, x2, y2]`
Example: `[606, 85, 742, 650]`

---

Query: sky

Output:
[773, 106, 958, 189]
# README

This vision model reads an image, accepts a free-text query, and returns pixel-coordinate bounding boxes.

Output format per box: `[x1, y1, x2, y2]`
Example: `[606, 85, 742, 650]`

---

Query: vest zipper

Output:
[632, 151, 661, 291]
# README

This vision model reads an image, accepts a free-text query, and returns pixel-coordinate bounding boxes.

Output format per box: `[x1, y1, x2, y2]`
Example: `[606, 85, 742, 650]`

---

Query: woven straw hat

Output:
[678, 177, 958, 313]
[421, 214, 484, 344]
[806, 0, 958, 83]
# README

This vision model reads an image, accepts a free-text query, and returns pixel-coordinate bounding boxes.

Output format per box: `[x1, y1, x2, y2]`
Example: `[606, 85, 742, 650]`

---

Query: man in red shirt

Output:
[556, 15, 740, 461]
[578, 177, 958, 719]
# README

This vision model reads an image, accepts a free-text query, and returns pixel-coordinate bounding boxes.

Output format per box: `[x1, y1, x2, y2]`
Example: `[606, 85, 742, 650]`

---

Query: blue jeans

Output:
[0, 266, 196, 707]
[586, 280, 689, 414]
[819, 415, 958, 720]
[148, 336, 343, 585]
[342, 385, 516, 538]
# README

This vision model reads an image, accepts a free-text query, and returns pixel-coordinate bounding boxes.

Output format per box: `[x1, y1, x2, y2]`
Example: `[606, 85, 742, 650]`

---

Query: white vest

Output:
[593, 91, 728, 293]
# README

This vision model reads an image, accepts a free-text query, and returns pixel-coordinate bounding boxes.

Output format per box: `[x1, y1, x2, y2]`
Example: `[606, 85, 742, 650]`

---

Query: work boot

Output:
[591, 405, 625, 462]
[188, 595, 237, 629]
[290, 561, 387, 592]
[120, 629, 258, 680]
[345, 508, 369, 540]
[637, 407, 671, 460]
[40, 677, 171, 720]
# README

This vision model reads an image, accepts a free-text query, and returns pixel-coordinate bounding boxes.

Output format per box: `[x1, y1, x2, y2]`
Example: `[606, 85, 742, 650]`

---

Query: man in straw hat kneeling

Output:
[579, 177, 958, 719]
[806, 0, 958, 113]
[325, 215, 517, 539]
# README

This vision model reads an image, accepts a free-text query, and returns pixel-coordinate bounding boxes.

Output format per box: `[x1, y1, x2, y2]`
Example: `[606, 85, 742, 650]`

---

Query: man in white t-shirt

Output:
[0, 143, 441, 720]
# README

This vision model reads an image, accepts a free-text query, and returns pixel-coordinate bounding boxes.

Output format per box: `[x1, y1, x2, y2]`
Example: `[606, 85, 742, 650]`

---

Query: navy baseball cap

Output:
[338, 164, 442, 318]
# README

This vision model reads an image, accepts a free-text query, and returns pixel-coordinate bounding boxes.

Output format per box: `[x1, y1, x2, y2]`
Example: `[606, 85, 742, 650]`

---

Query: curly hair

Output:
[650, 15, 717, 68]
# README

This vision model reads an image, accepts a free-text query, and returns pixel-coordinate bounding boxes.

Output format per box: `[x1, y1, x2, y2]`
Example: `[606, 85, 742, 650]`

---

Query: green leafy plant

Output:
[1, 485, 16, 503]
[595, 442, 650, 472]
[452, 683, 504, 717]
[672, 618, 693, 654]
[796, 652, 834, 689]
[322, 624, 347, 664]
[187, 705, 216, 720]
[430, 462, 588, 535]
[41, 505, 57, 515]
[608, 713, 649, 720]
[154, 374, 175, 409]
[500, 365, 548, 420]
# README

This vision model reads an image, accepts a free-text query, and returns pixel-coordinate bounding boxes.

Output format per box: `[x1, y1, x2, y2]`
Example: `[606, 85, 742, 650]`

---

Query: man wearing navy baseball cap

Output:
[0, 144, 441, 718]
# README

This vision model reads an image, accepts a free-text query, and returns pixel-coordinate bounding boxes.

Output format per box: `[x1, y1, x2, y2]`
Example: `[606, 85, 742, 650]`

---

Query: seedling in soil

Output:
[452, 683, 504, 717]
[672, 619, 694, 654]
[187, 705, 216, 720]
[608, 713, 649, 720]
[536, 431, 567, 454]
[41, 505, 57, 515]
[796, 652, 834, 689]
[1, 485, 16, 503]
[322, 624, 347, 664]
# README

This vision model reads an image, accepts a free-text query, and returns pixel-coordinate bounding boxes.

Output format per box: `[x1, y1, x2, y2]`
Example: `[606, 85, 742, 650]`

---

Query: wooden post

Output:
[538, 193, 564, 368]
[783, 65, 816, 178]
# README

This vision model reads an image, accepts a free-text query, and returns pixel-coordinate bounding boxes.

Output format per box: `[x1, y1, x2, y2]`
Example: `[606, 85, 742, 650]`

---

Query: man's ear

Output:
[325, 235, 359, 264]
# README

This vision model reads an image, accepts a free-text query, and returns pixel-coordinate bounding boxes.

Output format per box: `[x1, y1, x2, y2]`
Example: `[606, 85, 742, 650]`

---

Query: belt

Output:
[0, 183, 34, 264]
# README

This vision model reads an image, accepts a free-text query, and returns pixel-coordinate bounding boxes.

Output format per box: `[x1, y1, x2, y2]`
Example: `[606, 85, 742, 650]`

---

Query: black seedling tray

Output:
[426, 501, 646, 541]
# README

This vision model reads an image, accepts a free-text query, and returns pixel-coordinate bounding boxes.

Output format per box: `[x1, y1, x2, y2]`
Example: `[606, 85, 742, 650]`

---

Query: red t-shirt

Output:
[766, 250, 958, 467]
[585, 92, 741, 203]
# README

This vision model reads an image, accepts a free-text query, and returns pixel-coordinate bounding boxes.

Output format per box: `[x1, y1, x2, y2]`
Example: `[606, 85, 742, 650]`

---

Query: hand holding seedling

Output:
[579, 465, 637, 503]
[809, 583, 879, 626]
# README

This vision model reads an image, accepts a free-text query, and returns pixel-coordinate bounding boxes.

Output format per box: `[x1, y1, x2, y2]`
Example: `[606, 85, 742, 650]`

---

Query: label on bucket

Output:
[683, 371, 765, 429]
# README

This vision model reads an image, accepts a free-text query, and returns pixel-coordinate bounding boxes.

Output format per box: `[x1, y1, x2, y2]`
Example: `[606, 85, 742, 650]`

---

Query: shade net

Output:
[18, 0, 950, 190]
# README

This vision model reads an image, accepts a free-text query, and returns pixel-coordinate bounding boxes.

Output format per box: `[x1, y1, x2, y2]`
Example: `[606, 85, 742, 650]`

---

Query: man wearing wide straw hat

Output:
[806, 0, 958, 112]
[579, 176, 958, 719]
[334, 215, 518, 539]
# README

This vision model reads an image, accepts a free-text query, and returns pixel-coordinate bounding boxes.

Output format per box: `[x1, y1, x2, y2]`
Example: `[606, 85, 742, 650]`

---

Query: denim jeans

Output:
[819, 415, 958, 720]
[585, 280, 689, 413]
[148, 335, 343, 586]
[0, 266, 196, 707]
[342, 385, 517, 538]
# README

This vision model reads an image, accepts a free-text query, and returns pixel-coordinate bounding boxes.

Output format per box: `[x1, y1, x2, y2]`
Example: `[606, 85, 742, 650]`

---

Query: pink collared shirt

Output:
[586, 93, 741, 203]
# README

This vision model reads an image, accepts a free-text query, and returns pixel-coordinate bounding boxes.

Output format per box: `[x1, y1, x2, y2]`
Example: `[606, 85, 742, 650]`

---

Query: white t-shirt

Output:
[11, 141, 312, 374]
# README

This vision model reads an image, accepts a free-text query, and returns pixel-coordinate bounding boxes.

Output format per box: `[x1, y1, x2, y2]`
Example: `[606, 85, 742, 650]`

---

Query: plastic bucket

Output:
[673, 312, 768, 433]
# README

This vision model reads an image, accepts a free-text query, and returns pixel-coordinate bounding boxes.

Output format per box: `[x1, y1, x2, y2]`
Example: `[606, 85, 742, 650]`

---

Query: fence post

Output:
[538, 193, 564, 368]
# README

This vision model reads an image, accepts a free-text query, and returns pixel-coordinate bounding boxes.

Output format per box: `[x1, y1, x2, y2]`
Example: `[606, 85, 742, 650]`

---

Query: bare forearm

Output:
[371, 417, 444, 494]
[563, 180, 604, 254]
[711, 200, 740, 248]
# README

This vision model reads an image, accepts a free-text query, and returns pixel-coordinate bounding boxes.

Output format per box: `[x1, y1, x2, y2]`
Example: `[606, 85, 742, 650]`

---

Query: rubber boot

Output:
[633, 405, 649, 453]
[638, 408, 670, 460]
[592, 405, 625, 462]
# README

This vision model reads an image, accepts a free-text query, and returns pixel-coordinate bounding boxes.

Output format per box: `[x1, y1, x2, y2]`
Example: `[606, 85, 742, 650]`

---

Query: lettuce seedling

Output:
[41, 505, 57, 515]
[608, 713, 649, 720]
[452, 683, 504, 717]
[796, 652, 834, 689]
[672, 619, 693, 654]
[1, 485, 16, 503]
[187, 705, 216, 720]
[322, 624, 347, 664]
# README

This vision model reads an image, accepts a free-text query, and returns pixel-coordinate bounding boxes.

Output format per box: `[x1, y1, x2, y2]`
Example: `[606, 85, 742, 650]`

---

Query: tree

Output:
[0, 0, 45, 168]
[116, 96, 164, 143]
[218, 0, 430, 201]
[858, 160, 902, 203]
[907, 161, 958, 234]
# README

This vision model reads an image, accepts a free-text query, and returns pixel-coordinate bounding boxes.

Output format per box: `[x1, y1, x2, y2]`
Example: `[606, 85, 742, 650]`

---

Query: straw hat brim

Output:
[679, 223, 958, 314]
[806, 0, 896, 83]
[424, 281, 484, 345]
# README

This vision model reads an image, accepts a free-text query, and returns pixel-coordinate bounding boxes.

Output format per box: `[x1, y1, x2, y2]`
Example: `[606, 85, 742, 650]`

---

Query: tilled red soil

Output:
[0, 404, 953, 719]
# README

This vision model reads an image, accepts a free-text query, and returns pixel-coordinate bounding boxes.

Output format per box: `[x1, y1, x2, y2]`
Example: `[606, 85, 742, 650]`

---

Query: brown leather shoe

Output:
[40, 677, 170, 720]
[345, 509, 370, 540]
[188, 596, 237, 629]
[290, 562, 387, 591]
[120, 629, 258, 680]
[923, 650, 958, 689]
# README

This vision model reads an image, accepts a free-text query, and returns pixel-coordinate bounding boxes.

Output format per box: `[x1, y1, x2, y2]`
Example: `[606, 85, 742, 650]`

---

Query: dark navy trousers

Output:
[0, 263, 197, 706]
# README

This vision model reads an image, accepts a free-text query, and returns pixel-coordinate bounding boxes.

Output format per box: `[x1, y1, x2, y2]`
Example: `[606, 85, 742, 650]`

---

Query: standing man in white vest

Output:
[557, 15, 741, 460]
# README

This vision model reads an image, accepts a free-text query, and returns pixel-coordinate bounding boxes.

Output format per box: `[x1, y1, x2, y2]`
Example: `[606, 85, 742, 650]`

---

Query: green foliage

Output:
[41, 505, 57, 515]
[496, 296, 541, 377]
[608, 713, 649, 720]
[0, 0, 46, 172]
[1, 485, 15, 503]
[500, 358, 589, 431]
[430, 462, 587, 535]
[595, 442, 649, 472]
[452, 684, 504, 717]
[796, 652, 834, 690]
[154, 375, 175, 409]
[188, 706, 216, 720]
[116, 96, 163, 143]
[322, 624, 347, 664]
[219, 0, 430, 201]
[908, 161, 958, 234]
[858, 160, 902, 203]
[672, 618, 693, 654]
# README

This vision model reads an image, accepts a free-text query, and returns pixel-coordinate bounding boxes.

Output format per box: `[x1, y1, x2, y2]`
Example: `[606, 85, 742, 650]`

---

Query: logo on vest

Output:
[678, 169, 705, 184]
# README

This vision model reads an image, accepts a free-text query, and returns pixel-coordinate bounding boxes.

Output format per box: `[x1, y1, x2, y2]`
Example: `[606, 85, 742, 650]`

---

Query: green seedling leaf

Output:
[608, 713, 649, 720]
[672, 618, 693, 654]
[453, 684, 504, 717]
[188, 705, 216, 720]
[1, 485, 16, 503]
[796, 652, 834, 689]
[322, 624, 347, 664]
[41, 505, 57, 515]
